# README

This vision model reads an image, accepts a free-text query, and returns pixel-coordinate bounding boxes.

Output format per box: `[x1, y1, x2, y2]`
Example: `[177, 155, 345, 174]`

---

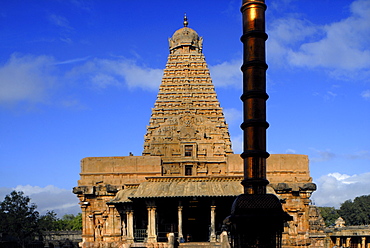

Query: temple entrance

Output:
[156, 199, 178, 242]
[183, 198, 209, 242]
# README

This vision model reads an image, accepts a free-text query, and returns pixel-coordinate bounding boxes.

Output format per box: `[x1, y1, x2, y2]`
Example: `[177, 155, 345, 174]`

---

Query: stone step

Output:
[179, 242, 221, 248]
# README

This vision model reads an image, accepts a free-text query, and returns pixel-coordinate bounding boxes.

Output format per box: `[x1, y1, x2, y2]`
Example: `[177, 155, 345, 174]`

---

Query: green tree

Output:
[51, 213, 82, 231]
[318, 207, 340, 226]
[70, 213, 82, 230]
[38, 210, 58, 231]
[0, 191, 40, 248]
[339, 195, 370, 225]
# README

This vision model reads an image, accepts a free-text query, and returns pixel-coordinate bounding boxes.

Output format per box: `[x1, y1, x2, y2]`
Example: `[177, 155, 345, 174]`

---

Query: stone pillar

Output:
[168, 233, 175, 248]
[107, 205, 122, 240]
[362, 237, 366, 248]
[210, 205, 216, 242]
[178, 206, 184, 241]
[115, 208, 123, 238]
[81, 205, 87, 236]
[106, 205, 115, 236]
[347, 237, 351, 247]
[121, 215, 126, 237]
[147, 206, 157, 242]
[126, 210, 134, 243]
[81, 205, 94, 242]
[336, 237, 340, 246]
[220, 231, 231, 248]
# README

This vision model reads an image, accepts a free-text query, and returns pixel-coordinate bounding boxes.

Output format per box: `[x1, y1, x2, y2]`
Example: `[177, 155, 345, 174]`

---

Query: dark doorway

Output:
[156, 199, 178, 242]
[183, 199, 209, 242]
[185, 165, 193, 176]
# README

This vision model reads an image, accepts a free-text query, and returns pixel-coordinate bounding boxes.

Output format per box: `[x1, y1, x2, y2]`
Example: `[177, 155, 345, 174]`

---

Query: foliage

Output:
[39, 212, 82, 231]
[53, 213, 82, 231]
[318, 207, 340, 226]
[38, 210, 59, 232]
[0, 190, 40, 248]
[339, 194, 370, 225]
[0, 190, 82, 248]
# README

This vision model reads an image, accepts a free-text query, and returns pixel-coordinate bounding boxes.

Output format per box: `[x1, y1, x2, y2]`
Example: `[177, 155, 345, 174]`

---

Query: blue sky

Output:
[0, 0, 369, 216]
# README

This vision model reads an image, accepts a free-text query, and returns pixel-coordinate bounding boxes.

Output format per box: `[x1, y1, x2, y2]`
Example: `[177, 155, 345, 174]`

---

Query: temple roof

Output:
[132, 177, 243, 198]
[110, 187, 137, 203]
[109, 177, 279, 203]
[110, 177, 243, 202]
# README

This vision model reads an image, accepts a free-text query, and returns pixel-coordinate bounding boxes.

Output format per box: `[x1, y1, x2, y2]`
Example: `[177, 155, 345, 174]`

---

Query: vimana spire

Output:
[142, 16, 234, 175]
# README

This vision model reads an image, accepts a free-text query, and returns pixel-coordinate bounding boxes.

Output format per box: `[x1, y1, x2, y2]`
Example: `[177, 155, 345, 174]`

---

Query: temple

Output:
[73, 17, 325, 248]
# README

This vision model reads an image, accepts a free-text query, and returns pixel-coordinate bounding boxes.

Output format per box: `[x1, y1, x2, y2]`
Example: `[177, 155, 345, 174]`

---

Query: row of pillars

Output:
[125, 205, 217, 243]
[335, 236, 370, 248]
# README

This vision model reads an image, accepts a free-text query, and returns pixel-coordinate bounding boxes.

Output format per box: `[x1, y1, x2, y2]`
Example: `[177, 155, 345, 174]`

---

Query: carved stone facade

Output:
[326, 224, 370, 248]
[74, 20, 324, 248]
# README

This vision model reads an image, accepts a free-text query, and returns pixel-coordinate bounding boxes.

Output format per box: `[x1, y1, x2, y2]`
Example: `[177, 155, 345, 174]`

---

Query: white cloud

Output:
[209, 59, 242, 88]
[48, 14, 74, 44]
[60, 98, 86, 109]
[267, 17, 319, 67]
[0, 185, 80, 217]
[310, 148, 336, 162]
[285, 149, 296, 154]
[361, 90, 370, 100]
[223, 108, 243, 154]
[231, 134, 243, 154]
[267, 0, 370, 79]
[0, 54, 165, 106]
[328, 172, 351, 182]
[56, 56, 90, 65]
[312, 172, 370, 208]
[48, 14, 71, 29]
[0, 54, 56, 104]
[223, 108, 242, 125]
[68, 58, 163, 91]
[347, 150, 370, 160]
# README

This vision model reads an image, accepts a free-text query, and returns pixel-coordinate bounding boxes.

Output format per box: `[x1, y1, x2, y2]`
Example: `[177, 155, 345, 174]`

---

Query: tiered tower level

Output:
[143, 16, 233, 176]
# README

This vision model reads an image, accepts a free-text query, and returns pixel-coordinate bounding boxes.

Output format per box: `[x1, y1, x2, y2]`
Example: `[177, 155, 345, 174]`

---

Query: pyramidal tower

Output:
[73, 15, 323, 248]
[142, 15, 233, 176]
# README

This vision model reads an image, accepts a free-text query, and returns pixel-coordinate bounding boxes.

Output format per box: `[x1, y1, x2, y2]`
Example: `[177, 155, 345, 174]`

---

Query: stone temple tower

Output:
[73, 15, 324, 248]
[142, 15, 233, 176]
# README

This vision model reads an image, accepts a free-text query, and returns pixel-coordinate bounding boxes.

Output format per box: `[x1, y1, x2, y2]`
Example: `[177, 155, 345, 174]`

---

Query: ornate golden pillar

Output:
[226, 1, 292, 248]
[362, 237, 366, 248]
[240, 0, 269, 195]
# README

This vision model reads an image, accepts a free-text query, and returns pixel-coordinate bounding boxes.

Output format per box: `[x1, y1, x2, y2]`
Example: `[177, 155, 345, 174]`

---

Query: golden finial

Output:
[183, 13, 188, 27]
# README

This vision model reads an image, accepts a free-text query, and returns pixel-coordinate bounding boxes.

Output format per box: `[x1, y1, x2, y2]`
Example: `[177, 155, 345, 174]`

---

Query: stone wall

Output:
[78, 156, 162, 186]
